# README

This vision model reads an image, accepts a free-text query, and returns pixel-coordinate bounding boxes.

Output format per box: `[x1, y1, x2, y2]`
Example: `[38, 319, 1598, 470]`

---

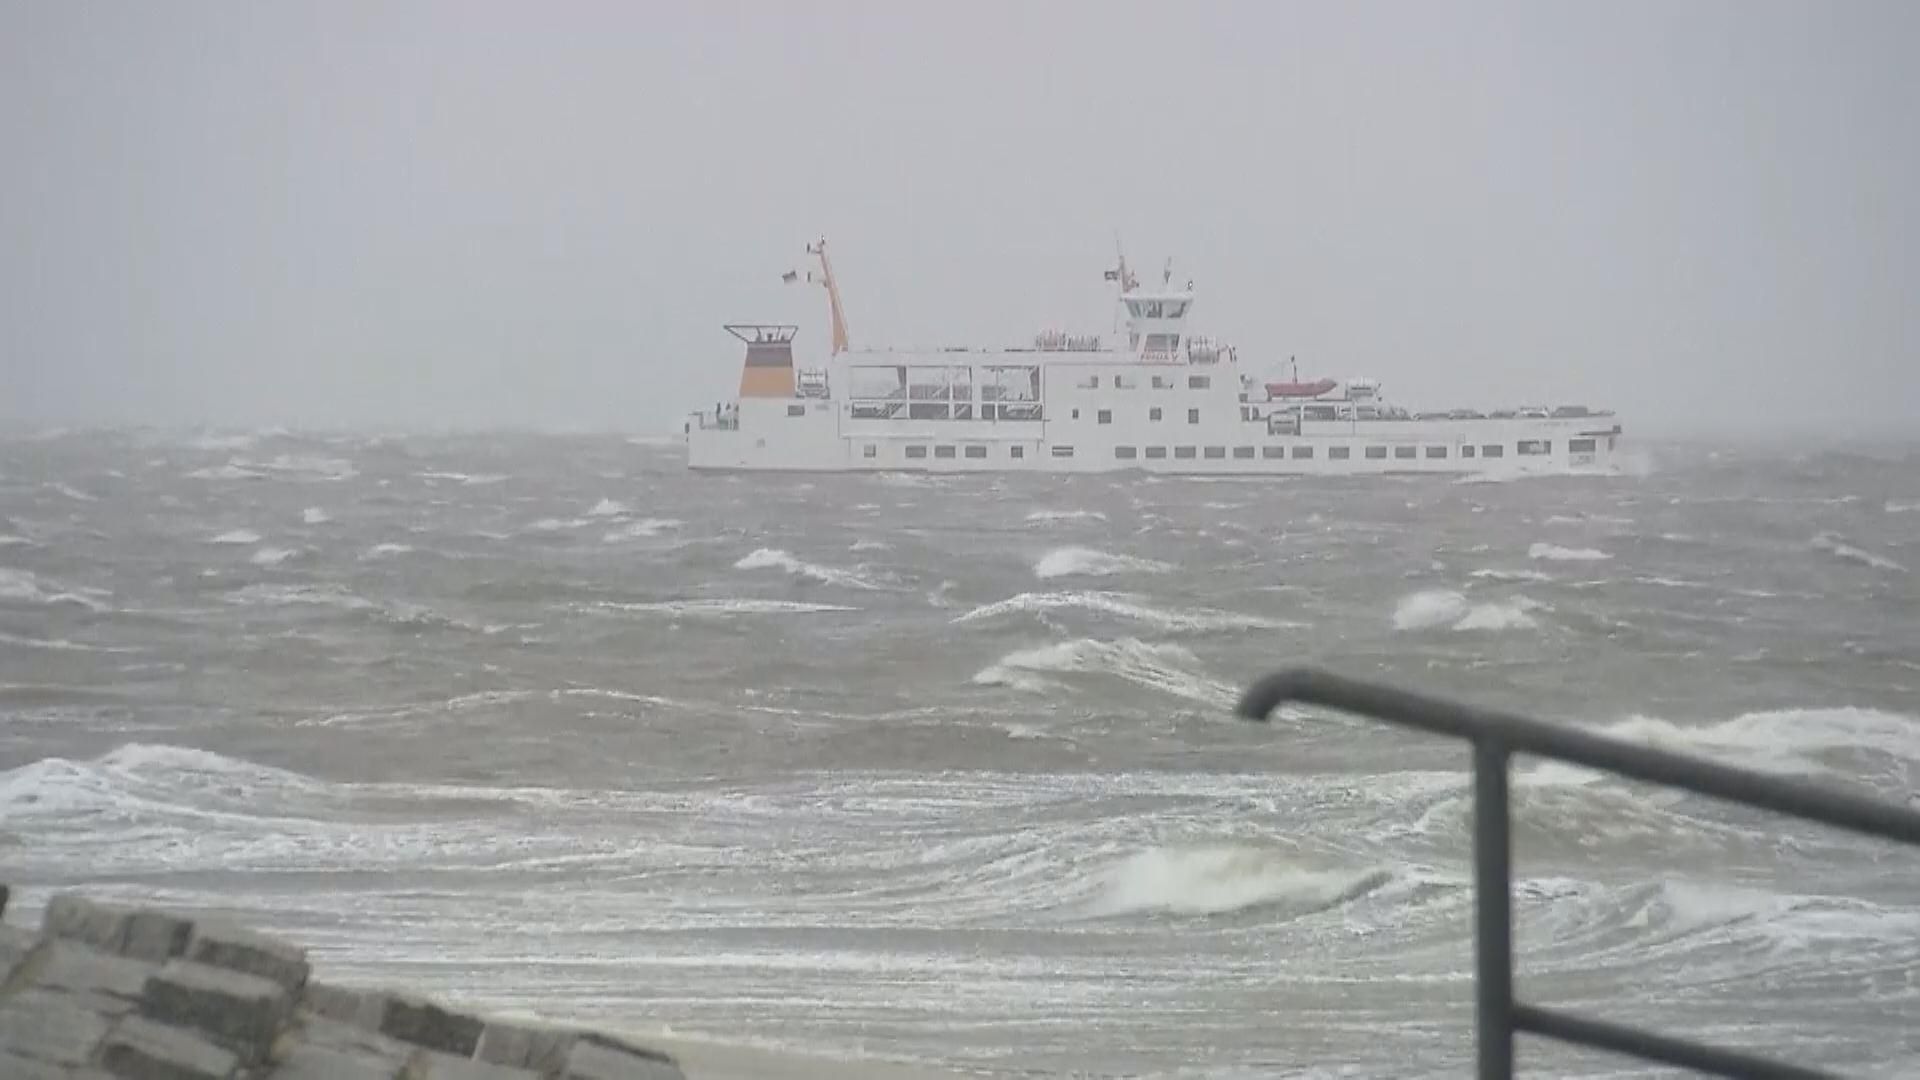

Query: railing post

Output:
[1474, 738, 1515, 1080]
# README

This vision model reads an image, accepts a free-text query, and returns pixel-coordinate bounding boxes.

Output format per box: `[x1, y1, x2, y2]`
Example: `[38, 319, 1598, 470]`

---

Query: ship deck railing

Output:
[1235, 667, 1920, 1080]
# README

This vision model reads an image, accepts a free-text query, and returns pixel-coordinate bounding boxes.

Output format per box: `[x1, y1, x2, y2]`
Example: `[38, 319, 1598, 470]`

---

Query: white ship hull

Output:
[686, 239, 1624, 477]
[687, 379, 1623, 476]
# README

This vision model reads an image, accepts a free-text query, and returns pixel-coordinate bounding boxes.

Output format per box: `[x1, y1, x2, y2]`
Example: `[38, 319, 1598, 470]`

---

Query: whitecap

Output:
[1088, 844, 1392, 918]
[1033, 546, 1174, 580]
[587, 497, 630, 518]
[971, 637, 1234, 707]
[1811, 532, 1905, 573]
[1528, 542, 1611, 562]
[1392, 589, 1542, 632]
[602, 519, 682, 543]
[249, 547, 299, 566]
[733, 548, 876, 589]
[955, 591, 1293, 634]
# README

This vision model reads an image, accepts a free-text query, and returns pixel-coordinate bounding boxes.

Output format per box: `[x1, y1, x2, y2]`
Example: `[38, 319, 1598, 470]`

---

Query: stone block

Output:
[299, 981, 366, 1023]
[373, 993, 484, 1057]
[562, 1034, 685, 1080]
[98, 1015, 240, 1080]
[34, 939, 154, 1013]
[0, 1049, 79, 1080]
[270, 1042, 404, 1080]
[121, 909, 196, 963]
[474, 1021, 577, 1073]
[185, 921, 309, 992]
[44, 894, 132, 953]
[0, 988, 112, 1066]
[139, 959, 289, 1063]
[299, 1014, 419, 1062]
[0, 922, 40, 987]
[405, 1048, 541, 1079]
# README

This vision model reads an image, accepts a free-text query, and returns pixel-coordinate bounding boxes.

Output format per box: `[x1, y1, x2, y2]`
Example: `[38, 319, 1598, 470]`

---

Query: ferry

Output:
[685, 238, 1624, 475]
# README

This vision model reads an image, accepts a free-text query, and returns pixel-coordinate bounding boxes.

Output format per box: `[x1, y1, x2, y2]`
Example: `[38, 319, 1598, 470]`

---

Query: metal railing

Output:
[1235, 667, 1920, 1080]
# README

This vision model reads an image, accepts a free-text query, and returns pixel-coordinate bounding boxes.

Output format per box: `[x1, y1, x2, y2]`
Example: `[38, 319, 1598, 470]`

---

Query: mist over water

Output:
[3, 430, 1918, 1077]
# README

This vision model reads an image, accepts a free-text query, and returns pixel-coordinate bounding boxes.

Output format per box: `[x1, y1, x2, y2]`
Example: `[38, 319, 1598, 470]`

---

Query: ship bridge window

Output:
[1145, 446, 1167, 459]
[1144, 333, 1180, 355]
[1263, 445, 1285, 459]
[1292, 446, 1313, 460]
[1569, 438, 1597, 453]
[1366, 446, 1388, 459]
[934, 445, 956, 459]
[1233, 446, 1255, 459]
[909, 366, 970, 401]
[1098, 409, 1112, 424]
[905, 445, 928, 459]
[1114, 374, 1136, 389]
[1010, 446, 1024, 459]
[1394, 446, 1417, 459]
[1482, 444, 1504, 458]
[1329, 446, 1351, 460]
[1164, 301, 1187, 318]
[1517, 440, 1551, 456]
[982, 365, 1041, 402]
[1187, 375, 1210, 389]
[965, 445, 987, 459]
[1150, 407, 1163, 421]
[1204, 446, 1226, 459]
[1426, 446, 1447, 459]
[1075, 373, 1098, 390]
[1461, 445, 1475, 458]
[1188, 408, 1200, 424]
[1174, 446, 1197, 459]
[1115, 446, 1137, 460]
[850, 365, 908, 400]
[862, 444, 877, 459]
[787, 404, 805, 416]
[1050, 445, 1075, 458]
[1152, 375, 1171, 389]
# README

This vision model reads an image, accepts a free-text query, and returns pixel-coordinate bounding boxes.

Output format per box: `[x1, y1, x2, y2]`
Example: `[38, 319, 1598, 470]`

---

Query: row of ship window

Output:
[872, 438, 1596, 461]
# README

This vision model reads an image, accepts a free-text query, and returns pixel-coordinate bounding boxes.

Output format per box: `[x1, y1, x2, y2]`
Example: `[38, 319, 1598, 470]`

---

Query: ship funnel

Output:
[724, 324, 798, 398]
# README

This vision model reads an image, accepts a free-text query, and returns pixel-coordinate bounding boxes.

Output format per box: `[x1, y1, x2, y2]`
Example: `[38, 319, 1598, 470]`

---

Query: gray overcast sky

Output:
[3, 0, 1916, 438]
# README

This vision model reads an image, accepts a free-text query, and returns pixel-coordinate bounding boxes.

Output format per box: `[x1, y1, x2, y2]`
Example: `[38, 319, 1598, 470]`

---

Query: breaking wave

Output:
[249, 546, 300, 566]
[0, 568, 110, 611]
[971, 637, 1235, 707]
[1811, 532, 1905, 573]
[598, 599, 859, 617]
[733, 548, 878, 589]
[1088, 844, 1393, 918]
[1026, 510, 1108, 526]
[1392, 589, 1543, 632]
[1470, 568, 1552, 583]
[955, 591, 1292, 634]
[1528, 542, 1611, 562]
[1033, 546, 1174, 580]
[602, 519, 682, 543]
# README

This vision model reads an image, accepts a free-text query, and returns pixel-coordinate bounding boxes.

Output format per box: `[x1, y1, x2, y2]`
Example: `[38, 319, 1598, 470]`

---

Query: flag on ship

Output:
[781, 269, 799, 283]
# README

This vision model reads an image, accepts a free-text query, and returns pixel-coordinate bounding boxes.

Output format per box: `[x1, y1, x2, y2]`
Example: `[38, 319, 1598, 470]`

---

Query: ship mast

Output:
[804, 236, 850, 355]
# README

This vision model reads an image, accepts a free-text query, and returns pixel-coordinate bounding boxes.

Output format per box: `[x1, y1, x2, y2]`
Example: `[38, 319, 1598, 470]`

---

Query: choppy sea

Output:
[3, 428, 1917, 1077]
